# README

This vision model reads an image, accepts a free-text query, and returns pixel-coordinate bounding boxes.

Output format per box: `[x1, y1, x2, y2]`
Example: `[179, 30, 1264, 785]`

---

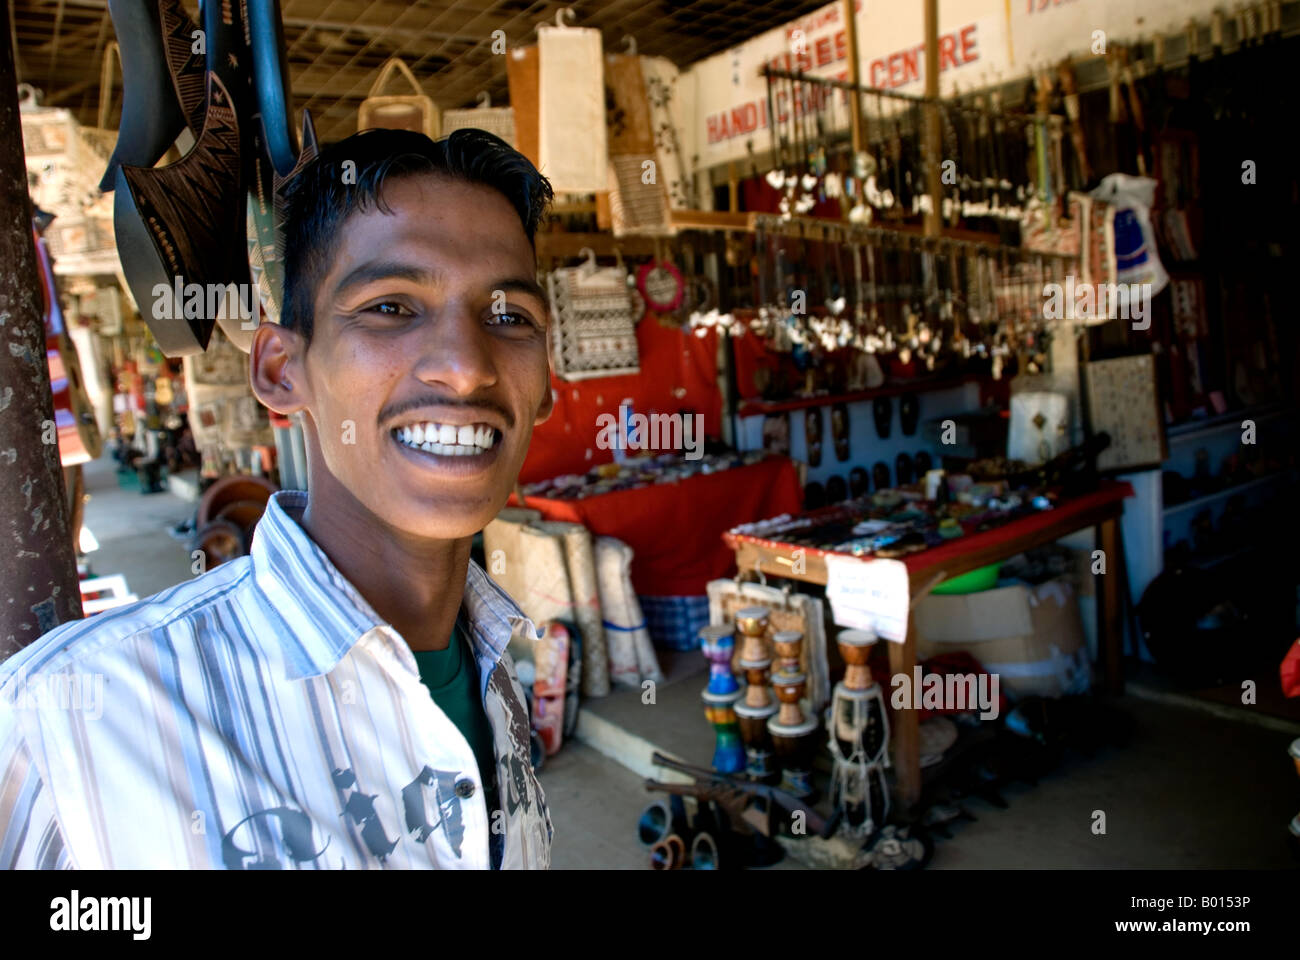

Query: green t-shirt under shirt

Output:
[411, 623, 499, 817]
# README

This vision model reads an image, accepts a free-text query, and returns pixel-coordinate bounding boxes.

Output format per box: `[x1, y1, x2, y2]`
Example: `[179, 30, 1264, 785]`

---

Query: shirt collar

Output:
[253, 491, 535, 681]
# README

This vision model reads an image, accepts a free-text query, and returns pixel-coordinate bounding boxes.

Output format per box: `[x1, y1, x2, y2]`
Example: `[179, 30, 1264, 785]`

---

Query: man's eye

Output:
[487, 311, 534, 327]
[365, 301, 411, 317]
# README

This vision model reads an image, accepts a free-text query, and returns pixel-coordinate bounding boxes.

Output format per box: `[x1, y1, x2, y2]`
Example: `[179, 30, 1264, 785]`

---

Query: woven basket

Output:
[441, 94, 515, 147]
[358, 58, 440, 138]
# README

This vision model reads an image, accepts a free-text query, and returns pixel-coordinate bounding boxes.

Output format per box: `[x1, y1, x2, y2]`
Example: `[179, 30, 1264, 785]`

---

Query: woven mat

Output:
[537, 25, 606, 193]
[482, 507, 541, 607]
[441, 107, 516, 148]
[640, 56, 693, 212]
[534, 521, 610, 697]
[546, 265, 640, 381]
[604, 53, 655, 155]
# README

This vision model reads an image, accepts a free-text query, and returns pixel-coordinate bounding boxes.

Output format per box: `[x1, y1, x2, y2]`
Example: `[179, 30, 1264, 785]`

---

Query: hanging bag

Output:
[358, 58, 440, 138]
[441, 91, 516, 147]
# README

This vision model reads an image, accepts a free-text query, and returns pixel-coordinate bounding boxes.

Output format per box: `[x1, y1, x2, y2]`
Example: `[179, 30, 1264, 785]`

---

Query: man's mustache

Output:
[377, 394, 516, 429]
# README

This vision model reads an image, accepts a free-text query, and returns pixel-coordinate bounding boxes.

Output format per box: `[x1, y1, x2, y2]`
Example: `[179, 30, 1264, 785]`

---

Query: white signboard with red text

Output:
[685, 0, 1228, 171]
[689, 0, 1009, 170]
[1010, 0, 1226, 73]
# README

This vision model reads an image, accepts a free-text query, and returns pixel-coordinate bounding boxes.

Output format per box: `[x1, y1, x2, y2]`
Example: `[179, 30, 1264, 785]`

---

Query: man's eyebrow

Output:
[493, 277, 547, 304]
[332, 260, 438, 299]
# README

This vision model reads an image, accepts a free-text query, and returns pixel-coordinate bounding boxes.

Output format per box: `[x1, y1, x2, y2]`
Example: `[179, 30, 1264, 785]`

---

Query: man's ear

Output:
[534, 338, 556, 425]
[250, 321, 309, 416]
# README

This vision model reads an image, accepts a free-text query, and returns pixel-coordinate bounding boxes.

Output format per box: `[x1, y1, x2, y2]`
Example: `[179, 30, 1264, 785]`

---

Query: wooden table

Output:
[723, 481, 1133, 813]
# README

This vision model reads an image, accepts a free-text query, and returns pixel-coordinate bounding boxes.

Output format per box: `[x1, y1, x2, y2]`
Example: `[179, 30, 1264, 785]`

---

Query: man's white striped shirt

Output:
[0, 491, 551, 869]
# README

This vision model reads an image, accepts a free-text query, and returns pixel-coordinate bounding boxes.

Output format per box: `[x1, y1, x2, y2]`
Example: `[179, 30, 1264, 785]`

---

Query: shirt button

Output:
[455, 778, 476, 799]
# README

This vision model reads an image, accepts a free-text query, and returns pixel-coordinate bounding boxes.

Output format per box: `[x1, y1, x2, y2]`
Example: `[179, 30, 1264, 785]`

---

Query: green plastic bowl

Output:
[931, 562, 1002, 595]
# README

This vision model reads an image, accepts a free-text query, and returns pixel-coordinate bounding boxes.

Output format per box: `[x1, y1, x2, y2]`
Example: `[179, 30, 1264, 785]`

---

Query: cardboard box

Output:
[914, 578, 1091, 699]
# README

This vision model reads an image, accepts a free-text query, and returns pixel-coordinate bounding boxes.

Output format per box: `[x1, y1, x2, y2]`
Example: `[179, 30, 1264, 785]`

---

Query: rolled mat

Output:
[533, 521, 609, 698]
[595, 536, 662, 688]
[482, 507, 542, 610]
[514, 524, 576, 624]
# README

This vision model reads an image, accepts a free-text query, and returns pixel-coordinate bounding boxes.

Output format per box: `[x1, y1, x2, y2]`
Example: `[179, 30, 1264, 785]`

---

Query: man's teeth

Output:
[393, 422, 497, 456]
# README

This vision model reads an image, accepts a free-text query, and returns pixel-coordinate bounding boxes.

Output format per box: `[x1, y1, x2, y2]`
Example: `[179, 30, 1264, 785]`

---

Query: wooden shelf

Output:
[735, 373, 980, 418]
[669, 209, 1003, 246]
[1165, 403, 1286, 445]
[1161, 469, 1291, 518]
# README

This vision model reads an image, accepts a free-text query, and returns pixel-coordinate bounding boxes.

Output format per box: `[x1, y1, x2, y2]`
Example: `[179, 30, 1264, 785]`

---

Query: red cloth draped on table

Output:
[520, 320, 722, 485]
[511, 457, 802, 596]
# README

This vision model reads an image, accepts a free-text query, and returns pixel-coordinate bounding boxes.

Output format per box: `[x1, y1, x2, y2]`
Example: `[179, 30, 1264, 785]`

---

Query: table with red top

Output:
[510, 455, 804, 597]
[723, 480, 1134, 810]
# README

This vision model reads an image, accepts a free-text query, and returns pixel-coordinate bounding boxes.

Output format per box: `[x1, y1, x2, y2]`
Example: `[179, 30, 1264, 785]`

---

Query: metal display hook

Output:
[536, 7, 576, 32]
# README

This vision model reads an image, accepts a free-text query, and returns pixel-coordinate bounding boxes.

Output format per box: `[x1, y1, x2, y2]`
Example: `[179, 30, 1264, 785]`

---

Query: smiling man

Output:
[0, 129, 556, 869]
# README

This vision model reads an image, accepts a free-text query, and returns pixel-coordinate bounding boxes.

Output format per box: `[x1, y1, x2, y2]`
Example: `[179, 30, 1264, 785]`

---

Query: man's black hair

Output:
[280, 127, 553, 341]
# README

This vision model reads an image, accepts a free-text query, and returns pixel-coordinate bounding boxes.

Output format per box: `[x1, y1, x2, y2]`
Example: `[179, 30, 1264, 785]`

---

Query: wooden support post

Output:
[843, 0, 864, 155]
[923, 0, 943, 237]
[1098, 516, 1125, 695]
[889, 618, 922, 812]
[0, 0, 84, 662]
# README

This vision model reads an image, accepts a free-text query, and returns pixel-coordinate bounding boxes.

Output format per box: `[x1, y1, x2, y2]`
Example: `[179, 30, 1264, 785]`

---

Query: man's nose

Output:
[411, 303, 499, 396]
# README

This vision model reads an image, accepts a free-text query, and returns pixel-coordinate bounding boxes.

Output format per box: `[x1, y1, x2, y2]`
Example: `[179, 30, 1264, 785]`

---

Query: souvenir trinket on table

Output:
[767, 630, 819, 801]
[827, 629, 891, 836]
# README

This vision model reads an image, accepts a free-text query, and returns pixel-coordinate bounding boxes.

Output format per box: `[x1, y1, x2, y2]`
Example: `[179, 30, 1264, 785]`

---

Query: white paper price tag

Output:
[824, 554, 910, 643]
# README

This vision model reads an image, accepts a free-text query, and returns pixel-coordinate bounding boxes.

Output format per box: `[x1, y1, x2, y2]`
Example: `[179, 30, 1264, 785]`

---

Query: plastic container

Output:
[931, 562, 1002, 595]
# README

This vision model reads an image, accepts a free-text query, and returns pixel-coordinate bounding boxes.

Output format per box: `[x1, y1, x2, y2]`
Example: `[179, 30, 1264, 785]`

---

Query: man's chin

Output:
[376, 495, 502, 542]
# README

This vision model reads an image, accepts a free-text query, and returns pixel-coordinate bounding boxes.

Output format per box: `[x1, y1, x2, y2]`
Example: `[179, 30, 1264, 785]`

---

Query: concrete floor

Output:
[572, 650, 1300, 869]
[79, 455, 195, 598]
[75, 454, 1300, 870]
